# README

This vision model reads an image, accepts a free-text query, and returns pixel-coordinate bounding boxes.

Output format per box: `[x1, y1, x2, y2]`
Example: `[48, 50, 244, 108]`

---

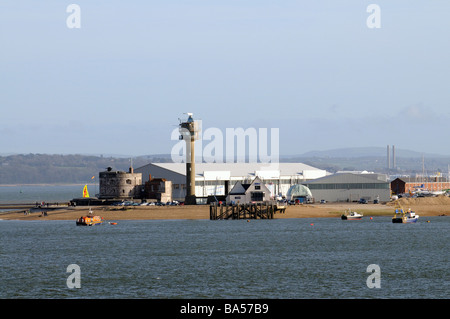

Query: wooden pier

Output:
[209, 202, 286, 220]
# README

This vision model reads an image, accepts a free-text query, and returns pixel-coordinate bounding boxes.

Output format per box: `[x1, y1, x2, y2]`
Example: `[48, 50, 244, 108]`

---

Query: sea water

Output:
[0, 184, 95, 204]
[0, 217, 448, 299]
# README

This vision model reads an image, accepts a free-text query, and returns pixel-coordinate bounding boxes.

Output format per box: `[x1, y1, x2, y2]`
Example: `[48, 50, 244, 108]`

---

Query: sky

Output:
[1, 1, 450, 157]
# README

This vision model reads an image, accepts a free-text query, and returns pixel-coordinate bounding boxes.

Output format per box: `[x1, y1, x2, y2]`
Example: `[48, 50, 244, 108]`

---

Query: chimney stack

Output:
[387, 145, 391, 169]
[392, 145, 396, 169]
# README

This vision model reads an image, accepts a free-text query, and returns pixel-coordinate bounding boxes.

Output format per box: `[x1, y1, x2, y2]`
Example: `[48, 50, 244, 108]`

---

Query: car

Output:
[111, 201, 124, 206]
[359, 198, 368, 204]
[320, 200, 327, 204]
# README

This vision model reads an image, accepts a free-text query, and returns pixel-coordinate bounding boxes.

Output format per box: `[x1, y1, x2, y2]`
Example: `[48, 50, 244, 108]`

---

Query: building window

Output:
[251, 192, 264, 201]
[255, 185, 261, 190]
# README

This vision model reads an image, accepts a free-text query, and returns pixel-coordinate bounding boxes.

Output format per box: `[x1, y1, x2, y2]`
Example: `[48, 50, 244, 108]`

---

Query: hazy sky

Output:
[1, 1, 449, 157]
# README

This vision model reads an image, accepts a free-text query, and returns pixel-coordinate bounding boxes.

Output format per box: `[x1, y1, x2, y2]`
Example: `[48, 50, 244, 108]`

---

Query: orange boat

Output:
[76, 215, 104, 226]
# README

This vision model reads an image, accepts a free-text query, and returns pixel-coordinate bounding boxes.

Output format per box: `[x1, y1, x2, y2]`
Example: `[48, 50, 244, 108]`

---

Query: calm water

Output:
[0, 184, 96, 204]
[0, 217, 448, 299]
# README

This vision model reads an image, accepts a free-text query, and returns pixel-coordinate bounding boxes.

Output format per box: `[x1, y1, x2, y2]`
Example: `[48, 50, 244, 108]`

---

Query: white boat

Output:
[341, 210, 363, 220]
[392, 209, 419, 223]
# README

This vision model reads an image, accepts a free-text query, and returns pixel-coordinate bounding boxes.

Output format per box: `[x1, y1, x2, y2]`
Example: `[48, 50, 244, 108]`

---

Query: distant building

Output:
[302, 173, 391, 203]
[390, 177, 450, 195]
[98, 167, 142, 199]
[226, 177, 271, 204]
[134, 162, 327, 202]
[143, 177, 172, 203]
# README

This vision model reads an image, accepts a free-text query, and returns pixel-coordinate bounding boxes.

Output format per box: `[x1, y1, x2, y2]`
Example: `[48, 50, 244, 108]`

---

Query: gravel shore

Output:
[2, 196, 449, 221]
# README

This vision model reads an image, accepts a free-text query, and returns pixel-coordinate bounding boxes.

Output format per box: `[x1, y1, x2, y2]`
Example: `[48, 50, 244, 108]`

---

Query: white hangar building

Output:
[135, 162, 327, 202]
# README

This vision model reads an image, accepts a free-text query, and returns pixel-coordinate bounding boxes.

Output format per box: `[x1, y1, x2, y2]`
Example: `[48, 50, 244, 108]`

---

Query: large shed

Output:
[135, 162, 327, 202]
[302, 173, 390, 203]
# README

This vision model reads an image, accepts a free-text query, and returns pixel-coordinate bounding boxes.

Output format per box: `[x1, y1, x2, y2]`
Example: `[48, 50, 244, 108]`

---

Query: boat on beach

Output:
[341, 210, 363, 220]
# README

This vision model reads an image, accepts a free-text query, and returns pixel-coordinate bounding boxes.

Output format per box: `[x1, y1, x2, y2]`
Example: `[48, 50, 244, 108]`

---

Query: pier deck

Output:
[209, 202, 286, 220]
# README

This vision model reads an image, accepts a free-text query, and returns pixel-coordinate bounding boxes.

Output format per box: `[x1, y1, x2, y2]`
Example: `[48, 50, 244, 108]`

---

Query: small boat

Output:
[76, 209, 103, 226]
[392, 209, 419, 223]
[76, 215, 104, 226]
[341, 210, 363, 220]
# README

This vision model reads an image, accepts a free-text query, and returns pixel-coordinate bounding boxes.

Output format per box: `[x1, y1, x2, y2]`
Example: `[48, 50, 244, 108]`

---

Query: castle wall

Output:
[99, 171, 142, 199]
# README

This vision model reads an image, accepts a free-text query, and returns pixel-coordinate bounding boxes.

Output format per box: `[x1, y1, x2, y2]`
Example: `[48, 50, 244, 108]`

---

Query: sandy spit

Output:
[1, 197, 449, 221]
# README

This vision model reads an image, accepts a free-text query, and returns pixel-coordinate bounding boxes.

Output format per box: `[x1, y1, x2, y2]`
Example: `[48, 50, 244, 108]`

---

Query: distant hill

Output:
[290, 147, 446, 159]
[283, 147, 450, 174]
[1, 149, 449, 184]
[0, 154, 171, 184]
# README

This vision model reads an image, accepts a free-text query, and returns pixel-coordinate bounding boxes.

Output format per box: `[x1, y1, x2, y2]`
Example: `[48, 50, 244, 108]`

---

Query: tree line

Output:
[0, 154, 171, 184]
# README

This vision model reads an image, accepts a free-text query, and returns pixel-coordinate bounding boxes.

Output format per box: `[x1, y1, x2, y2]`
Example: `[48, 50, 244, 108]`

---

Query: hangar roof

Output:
[305, 173, 389, 184]
[136, 162, 326, 180]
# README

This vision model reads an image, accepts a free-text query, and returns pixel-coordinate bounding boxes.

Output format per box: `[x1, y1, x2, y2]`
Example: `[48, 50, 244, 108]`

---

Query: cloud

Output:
[401, 104, 435, 121]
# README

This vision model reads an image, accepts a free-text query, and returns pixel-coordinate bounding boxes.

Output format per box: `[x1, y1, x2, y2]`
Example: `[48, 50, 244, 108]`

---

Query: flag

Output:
[83, 185, 89, 198]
